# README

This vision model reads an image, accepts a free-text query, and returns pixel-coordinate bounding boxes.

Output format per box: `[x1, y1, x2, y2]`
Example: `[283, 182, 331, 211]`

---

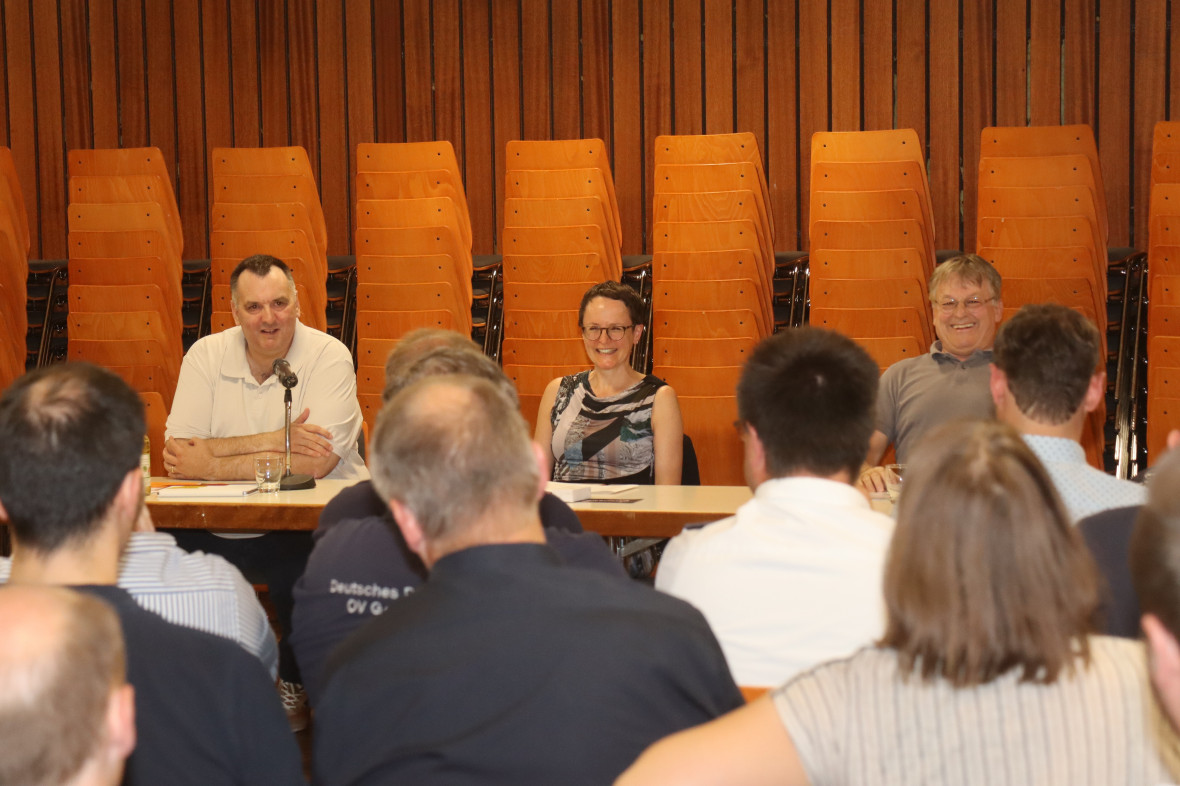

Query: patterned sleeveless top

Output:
[549, 371, 666, 484]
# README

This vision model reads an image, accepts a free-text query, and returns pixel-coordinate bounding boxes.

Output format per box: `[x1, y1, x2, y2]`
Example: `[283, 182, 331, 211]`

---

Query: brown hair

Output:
[229, 254, 296, 306]
[880, 419, 1099, 686]
[577, 280, 644, 326]
[382, 328, 480, 402]
[928, 253, 1002, 303]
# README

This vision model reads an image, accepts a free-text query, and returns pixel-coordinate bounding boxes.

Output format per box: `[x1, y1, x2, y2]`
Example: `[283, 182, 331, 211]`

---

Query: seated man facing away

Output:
[291, 334, 623, 704]
[163, 253, 367, 719]
[0, 585, 136, 786]
[991, 303, 1143, 521]
[860, 254, 1003, 492]
[313, 374, 743, 786]
[0, 362, 304, 785]
[656, 328, 894, 687]
[0, 506, 279, 679]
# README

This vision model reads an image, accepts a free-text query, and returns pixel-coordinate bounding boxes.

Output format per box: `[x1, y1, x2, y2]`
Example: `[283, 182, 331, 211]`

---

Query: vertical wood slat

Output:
[994, 0, 1027, 127]
[894, 0, 925, 147]
[202, 0, 234, 225]
[259, 0, 289, 148]
[1028, 0, 1061, 126]
[491, 1, 522, 250]
[581, 0, 612, 149]
[317, 1, 349, 255]
[829, 0, 860, 131]
[87, 0, 118, 150]
[1133, 0, 1168, 248]
[797, 0, 828, 248]
[961, 0, 995, 252]
[432, 0, 463, 208]
[402, 0, 434, 143]
[229, 0, 262, 146]
[861, 0, 893, 131]
[31, 2, 64, 259]
[1064, 0, 1096, 127]
[928, 2, 960, 253]
[734, 0, 765, 154]
[343, 0, 375, 242]
[520, 0, 550, 140]
[145, 0, 178, 176]
[4, 0, 36, 257]
[703, 0, 733, 135]
[174, 0, 207, 258]
[643, 0, 673, 249]
[1098, 0, 1132, 247]
[288, 0, 319, 183]
[551, 0, 581, 140]
[672, 0, 703, 136]
[116, 0, 148, 149]
[372, 0, 404, 142]
[611, 0, 643, 254]
[767, 0, 798, 250]
[59, 0, 92, 154]
[460, 0, 493, 253]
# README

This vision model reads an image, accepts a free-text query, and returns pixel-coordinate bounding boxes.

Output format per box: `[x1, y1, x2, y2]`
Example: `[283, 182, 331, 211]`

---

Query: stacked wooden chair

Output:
[807, 129, 936, 373]
[209, 146, 329, 333]
[499, 139, 622, 432]
[0, 147, 28, 390]
[65, 147, 183, 408]
[975, 124, 1109, 467]
[1143, 121, 1180, 460]
[649, 132, 775, 485]
[353, 141, 475, 431]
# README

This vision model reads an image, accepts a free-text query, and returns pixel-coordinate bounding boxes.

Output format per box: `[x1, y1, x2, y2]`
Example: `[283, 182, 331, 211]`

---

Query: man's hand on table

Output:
[857, 465, 891, 495]
[163, 409, 335, 479]
[163, 436, 219, 479]
[270, 408, 334, 459]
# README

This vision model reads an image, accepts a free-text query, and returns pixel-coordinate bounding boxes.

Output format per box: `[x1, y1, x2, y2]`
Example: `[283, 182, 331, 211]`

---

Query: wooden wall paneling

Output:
[894, 0, 925, 145]
[861, 0, 893, 130]
[581, 0, 612, 147]
[203, 0, 234, 226]
[1172, 0, 1180, 119]
[551, 0, 581, 140]
[1028, 0, 1061, 126]
[317, 1, 350, 255]
[994, 0, 1027, 126]
[611, 0, 643, 254]
[259, 0, 290, 147]
[0, 2, 8, 148]
[703, 0, 734, 134]
[643, 0, 673, 251]
[4, 0, 36, 256]
[829, 0, 860, 131]
[372, 0, 404, 142]
[175, 0, 209, 259]
[145, 0, 178, 178]
[1133, 0, 1167, 247]
[460, 0, 494, 253]
[1064, 0, 1096, 126]
[1098, 0, 1132, 247]
[491, 0, 522, 248]
[288, 0, 320, 183]
[115, 0, 148, 149]
[87, 0, 118, 149]
[734, 0, 766, 153]
[961, 0, 995, 252]
[672, 0, 703, 135]
[797, 0, 829, 248]
[928, 1, 960, 252]
[402, 0, 434, 142]
[229, 0, 262, 146]
[766, 0, 798, 250]
[344, 0, 376, 240]
[31, 2, 64, 259]
[59, 0, 92, 154]
[520, 0, 550, 139]
[433, 0, 464, 233]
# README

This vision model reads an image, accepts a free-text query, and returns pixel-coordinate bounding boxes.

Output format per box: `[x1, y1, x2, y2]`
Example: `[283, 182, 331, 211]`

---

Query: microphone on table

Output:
[271, 357, 316, 491]
[272, 358, 299, 389]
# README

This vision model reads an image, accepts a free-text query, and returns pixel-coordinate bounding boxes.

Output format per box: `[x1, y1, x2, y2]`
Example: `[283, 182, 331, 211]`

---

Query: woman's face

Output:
[581, 296, 642, 371]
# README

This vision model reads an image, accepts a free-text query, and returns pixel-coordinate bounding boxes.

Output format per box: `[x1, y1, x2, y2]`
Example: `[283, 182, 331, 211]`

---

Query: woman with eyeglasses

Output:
[535, 281, 684, 485]
[616, 419, 1180, 786]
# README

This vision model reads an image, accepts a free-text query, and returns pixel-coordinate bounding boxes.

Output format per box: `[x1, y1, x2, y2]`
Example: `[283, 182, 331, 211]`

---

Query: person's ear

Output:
[104, 684, 137, 764]
[744, 423, 769, 486]
[531, 441, 548, 502]
[389, 499, 428, 562]
[988, 364, 1009, 410]
[1081, 371, 1106, 414]
[0, 499, 7, 523]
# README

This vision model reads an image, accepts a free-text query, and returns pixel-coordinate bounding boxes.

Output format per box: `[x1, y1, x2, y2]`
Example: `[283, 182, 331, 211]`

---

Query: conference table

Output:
[145, 478, 756, 538]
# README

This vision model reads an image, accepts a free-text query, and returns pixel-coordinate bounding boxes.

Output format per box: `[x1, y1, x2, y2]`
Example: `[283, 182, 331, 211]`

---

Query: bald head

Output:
[0, 585, 133, 786]
[371, 375, 540, 549]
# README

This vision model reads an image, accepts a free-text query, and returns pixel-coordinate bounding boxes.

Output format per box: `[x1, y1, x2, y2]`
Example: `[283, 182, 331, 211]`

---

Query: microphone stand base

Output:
[280, 473, 316, 491]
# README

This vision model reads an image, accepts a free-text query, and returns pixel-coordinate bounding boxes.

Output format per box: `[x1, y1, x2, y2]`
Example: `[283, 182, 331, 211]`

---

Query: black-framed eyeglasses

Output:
[581, 324, 634, 340]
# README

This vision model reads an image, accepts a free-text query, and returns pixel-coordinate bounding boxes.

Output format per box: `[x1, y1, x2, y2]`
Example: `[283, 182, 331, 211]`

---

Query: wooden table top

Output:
[146, 478, 755, 538]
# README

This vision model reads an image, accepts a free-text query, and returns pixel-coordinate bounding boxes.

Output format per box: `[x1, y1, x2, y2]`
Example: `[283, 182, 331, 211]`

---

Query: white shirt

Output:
[166, 321, 367, 482]
[656, 476, 894, 687]
[0, 531, 279, 678]
[1022, 435, 1146, 522]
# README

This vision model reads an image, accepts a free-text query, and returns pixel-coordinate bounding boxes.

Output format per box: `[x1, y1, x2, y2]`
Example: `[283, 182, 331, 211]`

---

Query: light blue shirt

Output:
[1022, 434, 1146, 522]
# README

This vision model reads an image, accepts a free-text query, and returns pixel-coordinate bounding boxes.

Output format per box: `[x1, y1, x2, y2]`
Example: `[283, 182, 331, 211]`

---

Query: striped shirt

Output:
[0, 531, 278, 679]
[774, 637, 1180, 785]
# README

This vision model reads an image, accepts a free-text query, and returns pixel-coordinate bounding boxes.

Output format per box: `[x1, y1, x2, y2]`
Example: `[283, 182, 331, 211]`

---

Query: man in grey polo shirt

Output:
[859, 254, 1002, 492]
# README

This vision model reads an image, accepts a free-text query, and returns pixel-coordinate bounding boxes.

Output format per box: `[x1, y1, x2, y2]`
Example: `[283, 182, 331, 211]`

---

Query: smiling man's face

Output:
[231, 267, 299, 364]
[931, 276, 1003, 361]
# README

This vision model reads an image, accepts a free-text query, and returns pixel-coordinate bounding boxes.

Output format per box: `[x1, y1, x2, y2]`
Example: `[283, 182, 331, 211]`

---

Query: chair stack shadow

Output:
[650, 132, 776, 486]
[209, 146, 329, 334]
[975, 124, 1108, 467]
[353, 141, 475, 433]
[0, 147, 28, 390]
[498, 138, 621, 433]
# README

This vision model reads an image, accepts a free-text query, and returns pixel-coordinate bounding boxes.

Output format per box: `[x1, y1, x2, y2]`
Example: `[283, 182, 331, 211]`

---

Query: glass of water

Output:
[254, 455, 283, 493]
[885, 464, 906, 504]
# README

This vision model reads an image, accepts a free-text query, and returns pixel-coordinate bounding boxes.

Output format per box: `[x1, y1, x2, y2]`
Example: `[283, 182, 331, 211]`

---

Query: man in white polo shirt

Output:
[656, 328, 894, 688]
[163, 254, 367, 725]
